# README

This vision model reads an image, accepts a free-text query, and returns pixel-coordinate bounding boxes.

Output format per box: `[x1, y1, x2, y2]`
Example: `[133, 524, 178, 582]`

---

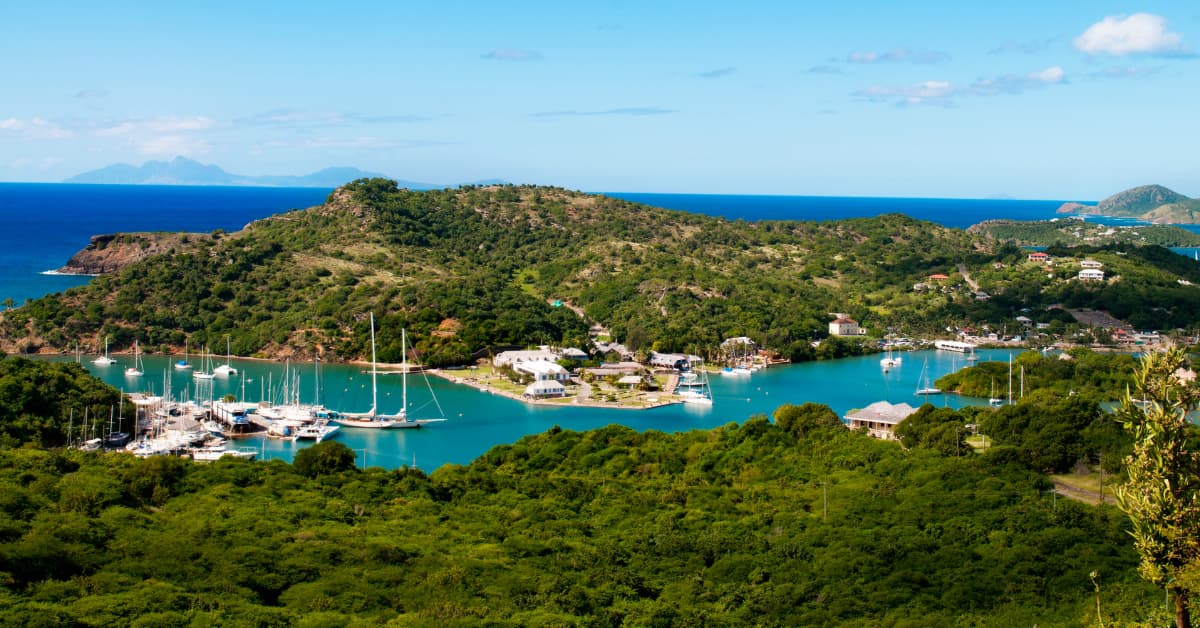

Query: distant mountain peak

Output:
[63, 158, 445, 189]
[1057, 183, 1199, 224]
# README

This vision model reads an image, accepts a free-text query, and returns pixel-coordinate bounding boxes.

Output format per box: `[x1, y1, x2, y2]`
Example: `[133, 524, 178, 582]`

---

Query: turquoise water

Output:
[63, 348, 1018, 471]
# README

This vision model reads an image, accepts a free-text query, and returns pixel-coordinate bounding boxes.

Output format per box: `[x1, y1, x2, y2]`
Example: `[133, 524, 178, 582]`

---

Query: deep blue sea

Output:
[606, 192, 1073, 229]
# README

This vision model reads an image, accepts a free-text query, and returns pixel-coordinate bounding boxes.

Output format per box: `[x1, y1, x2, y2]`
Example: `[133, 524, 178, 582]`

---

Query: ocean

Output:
[0, 183, 1083, 306]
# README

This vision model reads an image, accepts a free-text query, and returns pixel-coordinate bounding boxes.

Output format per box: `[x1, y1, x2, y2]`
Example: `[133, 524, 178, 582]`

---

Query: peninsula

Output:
[1057, 184, 1200, 224]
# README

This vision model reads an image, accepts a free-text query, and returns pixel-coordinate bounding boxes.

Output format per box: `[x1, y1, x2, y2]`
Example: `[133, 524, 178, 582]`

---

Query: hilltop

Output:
[5, 179, 1200, 362]
[1057, 184, 1200, 223]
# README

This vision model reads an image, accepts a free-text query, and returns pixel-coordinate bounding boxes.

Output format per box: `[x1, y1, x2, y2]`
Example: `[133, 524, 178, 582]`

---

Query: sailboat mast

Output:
[402, 328, 408, 416]
[1007, 355, 1013, 404]
[370, 313, 378, 417]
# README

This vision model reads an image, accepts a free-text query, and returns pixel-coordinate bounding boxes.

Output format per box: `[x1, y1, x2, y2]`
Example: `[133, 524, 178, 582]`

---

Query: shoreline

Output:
[428, 369, 684, 411]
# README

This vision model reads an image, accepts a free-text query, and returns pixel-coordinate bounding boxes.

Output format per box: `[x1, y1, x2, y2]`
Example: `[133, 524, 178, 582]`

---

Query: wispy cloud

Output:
[482, 48, 542, 62]
[696, 66, 736, 79]
[529, 107, 676, 118]
[854, 80, 956, 106]
[969, 65, 1066, 96]
[0, 117, 74, 139]
[137, 134, 211, 156]
[845, 48, 950, 64]
[988, 38, 1056, 55]
[855, 66, 1066, 106]
[808, 65, 844, 75]
[1088, 65, 1164, 79]
[237, 109, 429, 128]
[1074, 13, 1193, 57]
[94, 116, 222, 136]
[10, 156, 63, 170]
[255, 137, 450, 151]
[74, 88, 108, 99]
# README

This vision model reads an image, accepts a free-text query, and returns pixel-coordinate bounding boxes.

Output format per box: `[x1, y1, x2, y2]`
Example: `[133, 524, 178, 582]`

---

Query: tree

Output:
[292, 441, 358, 478]
[773, 403, 842, 439]
[1115, 348, 1200, 628]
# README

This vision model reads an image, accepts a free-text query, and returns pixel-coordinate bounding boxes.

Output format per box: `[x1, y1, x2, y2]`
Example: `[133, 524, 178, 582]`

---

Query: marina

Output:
[60, 346, 1023, 471]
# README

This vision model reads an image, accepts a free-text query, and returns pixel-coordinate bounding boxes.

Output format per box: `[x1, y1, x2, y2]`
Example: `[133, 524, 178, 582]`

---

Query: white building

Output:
[829, 317, 860, 336]
[844, 401, 919, 441]
[524, 380, 566, 399]
[494, 349, 559, 367]
[1078, 269, 1106, 281]
[1080, 260, 1104, 269]
[513, 359, 570, 381]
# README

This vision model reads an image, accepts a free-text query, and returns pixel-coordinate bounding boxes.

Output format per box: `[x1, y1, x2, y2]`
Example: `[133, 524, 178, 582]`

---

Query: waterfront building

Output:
[494, 349, 559, 367]
[513, 359, 570, 381]
[523, 380, 566, 399]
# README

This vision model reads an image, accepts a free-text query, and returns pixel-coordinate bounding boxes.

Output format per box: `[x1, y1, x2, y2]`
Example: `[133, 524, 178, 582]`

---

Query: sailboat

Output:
[93, 335, 116, 366]
[988, 376, 1004, 406]
[193, 346, 215, 380]
[175, 339, 193, 370]
[915, 358, 942, 396]
[336, 314, 444, 428]
[880, 347, 902, 369]
[213, 336, 238, 377]
[677, 360, 714, 405]
[124, 340, 144, 377]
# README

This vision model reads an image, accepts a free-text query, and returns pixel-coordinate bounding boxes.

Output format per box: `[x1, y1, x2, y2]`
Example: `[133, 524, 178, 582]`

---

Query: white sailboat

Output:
[915, 358, 942, 396]
[989, 376, 1004, 406]
[175, 338, 193, 370]
[677, 360, 714, 405]
[336, 314, 445, 428]
[124, 340, 144, 377]
[880, 347, 902, 369]
[93, 335, 116, 366]
[213, 336, 238, 377]
[193, 346, 215, 380]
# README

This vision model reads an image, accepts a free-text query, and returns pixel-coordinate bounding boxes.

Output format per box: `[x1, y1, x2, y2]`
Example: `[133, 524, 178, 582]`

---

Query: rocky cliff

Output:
[57, 232, 207, 275]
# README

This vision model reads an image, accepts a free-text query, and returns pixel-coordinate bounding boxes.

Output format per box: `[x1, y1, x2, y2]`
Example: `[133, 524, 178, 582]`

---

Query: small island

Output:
[1056, 184, 1200, 224]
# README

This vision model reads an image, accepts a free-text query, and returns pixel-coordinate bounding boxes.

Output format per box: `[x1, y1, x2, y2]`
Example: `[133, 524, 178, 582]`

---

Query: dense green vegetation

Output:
[0, 411, 1162, 626]
[935, 348, 1137, 401]
[969, 218, 1200, 247]
[6, 180, 1200, 366]
[0, 356, 122, 448]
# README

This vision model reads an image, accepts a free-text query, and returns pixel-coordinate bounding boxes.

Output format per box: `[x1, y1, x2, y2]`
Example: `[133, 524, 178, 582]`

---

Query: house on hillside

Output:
[928, 273, 950, 282]
[1080, 260, 1103, 269]
[844, 401, 919, 441]
[1028, 251, 1049, 263]
[829, 317, 860, 336]
[1078, 269, 1105, 281]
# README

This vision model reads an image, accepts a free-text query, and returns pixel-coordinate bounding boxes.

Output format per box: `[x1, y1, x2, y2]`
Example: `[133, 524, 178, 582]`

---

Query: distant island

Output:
[1057, 184, 1200, 224]
[64, 156, 505, 189]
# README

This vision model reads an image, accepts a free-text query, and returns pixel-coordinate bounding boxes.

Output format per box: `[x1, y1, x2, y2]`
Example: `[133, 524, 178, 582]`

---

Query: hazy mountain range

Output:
[63, 157, 503, 189]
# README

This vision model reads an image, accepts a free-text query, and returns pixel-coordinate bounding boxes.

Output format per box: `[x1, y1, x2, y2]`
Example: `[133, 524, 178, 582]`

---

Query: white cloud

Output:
[0, 117, 73, 139]
[857, 66, 1067, 106]
[854, 80, 955, 106]
[137, 134, 211, 156]
[1074, 13, 1191, 56]
[845, 48, 950, 64]
[95, 116, 221, 136]
[11, 156, 63, 170]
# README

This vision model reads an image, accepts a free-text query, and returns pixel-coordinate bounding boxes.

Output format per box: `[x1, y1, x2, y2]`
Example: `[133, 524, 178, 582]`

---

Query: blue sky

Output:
[2, 1, 1198, 199]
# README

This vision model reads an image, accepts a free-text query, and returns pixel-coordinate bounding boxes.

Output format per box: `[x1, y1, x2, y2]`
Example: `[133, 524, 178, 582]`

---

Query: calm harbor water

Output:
[62, 348, 1018, 471]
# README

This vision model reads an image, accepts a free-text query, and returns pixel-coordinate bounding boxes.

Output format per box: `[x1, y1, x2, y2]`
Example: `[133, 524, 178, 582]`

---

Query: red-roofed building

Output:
[1028, 252, 1049, 263]
[928, 273, 950, 281]
[829, 317, 860, 336]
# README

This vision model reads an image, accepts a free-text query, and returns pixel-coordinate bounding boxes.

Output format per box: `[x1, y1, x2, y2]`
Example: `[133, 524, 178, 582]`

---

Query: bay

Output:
[62, 348, 1019, 471]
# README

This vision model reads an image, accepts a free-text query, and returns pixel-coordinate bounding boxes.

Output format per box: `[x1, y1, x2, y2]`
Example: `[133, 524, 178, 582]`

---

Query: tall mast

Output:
[370, 312, 378, 417]
[402, 328, 408, 417]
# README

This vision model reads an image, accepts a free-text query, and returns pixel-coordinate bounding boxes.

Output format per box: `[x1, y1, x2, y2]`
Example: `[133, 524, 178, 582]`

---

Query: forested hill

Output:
[4, 179, 1200, 364]
[0, 180, 986, 363]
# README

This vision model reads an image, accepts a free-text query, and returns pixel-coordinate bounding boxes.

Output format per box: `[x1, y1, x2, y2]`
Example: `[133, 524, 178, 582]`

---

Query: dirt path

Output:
[1051, 478, 1117, 506]
[956, 263, 980, 292]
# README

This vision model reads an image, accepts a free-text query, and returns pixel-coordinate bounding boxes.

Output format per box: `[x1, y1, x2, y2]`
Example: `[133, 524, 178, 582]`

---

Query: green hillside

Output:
[6, 179, 1200, 364]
